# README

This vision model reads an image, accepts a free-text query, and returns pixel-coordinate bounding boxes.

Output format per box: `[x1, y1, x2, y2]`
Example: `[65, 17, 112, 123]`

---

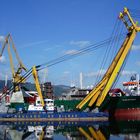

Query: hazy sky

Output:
[0, 0, 140, 88]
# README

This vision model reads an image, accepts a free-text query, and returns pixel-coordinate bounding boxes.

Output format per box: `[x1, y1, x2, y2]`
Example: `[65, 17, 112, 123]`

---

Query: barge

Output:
[0, 111, 108, 122]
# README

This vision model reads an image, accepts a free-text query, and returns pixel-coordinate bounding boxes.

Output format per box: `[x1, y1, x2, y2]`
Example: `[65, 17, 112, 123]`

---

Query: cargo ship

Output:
[74, 7, 140, 121]
[54, 75, 140, 121]
[100, 75, 140, 120]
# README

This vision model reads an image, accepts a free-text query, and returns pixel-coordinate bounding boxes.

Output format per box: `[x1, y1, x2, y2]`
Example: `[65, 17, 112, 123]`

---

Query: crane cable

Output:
[111, 9, 140, 89]
[94, 18, 125, 86]
[38, 33, 126, 71]
[1, 32, 126, 100]
[94, 19, 120, 84]
[112, 50, 131, 89]
[129, 9, 140, 21]
[108, 19, 126, 89]
[1, 67, 33, 99]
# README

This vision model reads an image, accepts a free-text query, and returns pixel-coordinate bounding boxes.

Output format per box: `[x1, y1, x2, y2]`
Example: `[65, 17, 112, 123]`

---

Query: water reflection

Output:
[1, 120, 140, 140]
[109, 120, 140, 140]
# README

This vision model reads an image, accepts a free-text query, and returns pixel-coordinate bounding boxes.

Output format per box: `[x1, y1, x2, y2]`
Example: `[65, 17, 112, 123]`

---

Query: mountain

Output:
[0, 80, 12, 90]
[0, 80, 70, 97]
[53, 85, 71, 97]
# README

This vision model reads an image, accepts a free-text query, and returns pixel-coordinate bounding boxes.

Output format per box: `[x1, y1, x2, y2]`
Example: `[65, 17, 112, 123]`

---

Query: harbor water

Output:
[0, 120, 139, 140]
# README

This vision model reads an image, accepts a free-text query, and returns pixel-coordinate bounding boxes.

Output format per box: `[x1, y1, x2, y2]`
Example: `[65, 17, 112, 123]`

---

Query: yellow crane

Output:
[76, 8, 140, 110]
[78, 126, 106, 140]
[32, 66, 45, 107]
[0, 34, 45, 108]
[0, 34, 27, 91]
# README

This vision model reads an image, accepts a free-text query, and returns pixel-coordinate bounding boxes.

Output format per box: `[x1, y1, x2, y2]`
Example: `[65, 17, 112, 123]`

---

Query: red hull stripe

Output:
[115, 108, 140, 120]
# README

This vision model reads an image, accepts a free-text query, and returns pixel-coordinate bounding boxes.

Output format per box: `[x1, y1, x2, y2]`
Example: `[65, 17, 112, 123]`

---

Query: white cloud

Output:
[21, 40, 48, 48]
[0, 56, 6, 63]
[0, 69, 12, 80]
[39, 68, 48, 83]
[132, 45, 140, 50]
[44, 45, 62, 52]
[85, 69, 106, 77]
[120, 70, 136, 76]
[0, 73, 6, 80]
[70, 40, 91, 47]
[84, 69, 136, 78]
[136, 61, 140, 66]
[63, 71, 70, 74]
[0, 36, 5, 42]
[64, 49, 79, 55]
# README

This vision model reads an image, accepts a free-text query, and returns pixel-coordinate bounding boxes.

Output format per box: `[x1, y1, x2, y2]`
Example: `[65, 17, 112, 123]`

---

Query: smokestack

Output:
[5, 74, 8, 86]
[80, 72, 83, 89]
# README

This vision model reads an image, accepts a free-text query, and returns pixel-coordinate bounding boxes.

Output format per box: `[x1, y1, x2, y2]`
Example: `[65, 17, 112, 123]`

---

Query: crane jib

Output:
[76, 7, 140, 110]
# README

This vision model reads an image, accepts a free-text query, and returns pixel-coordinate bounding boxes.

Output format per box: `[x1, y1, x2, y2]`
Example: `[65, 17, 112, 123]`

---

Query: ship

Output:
[100, 75, 140, 120]
[74, 7, 140, 121]
[0, 7, 140, 122]
[54, 74, 140, 121]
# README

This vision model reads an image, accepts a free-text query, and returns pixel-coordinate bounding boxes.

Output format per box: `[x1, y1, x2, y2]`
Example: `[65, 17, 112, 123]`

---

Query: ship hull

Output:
[114, 108, 140, 120]
[102, 96, 140, 120]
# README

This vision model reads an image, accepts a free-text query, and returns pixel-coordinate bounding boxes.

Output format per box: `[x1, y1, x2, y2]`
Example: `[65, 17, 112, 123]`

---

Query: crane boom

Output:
[32, 66, 45, 107]
[0, 34, 27, 72]
[76, 7, 140, 110]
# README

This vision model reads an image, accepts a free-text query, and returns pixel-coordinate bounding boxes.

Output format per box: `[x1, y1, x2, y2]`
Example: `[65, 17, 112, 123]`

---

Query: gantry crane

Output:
[76, 8, 140, 110]
[0, 34, 27, 91]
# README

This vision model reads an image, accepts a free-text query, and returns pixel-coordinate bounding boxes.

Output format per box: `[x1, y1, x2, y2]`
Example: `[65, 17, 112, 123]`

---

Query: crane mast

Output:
[76, 7, 140, 110]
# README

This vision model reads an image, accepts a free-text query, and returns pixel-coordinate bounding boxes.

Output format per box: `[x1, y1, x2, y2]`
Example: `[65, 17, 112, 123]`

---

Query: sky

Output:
[0, 0, 140, 88]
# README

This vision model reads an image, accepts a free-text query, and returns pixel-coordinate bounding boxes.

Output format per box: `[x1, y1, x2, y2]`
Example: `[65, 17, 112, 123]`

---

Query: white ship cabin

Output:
[44, 98, 54, 112]
[33, 125, 54, 139]
[28, 97, 54, 112]
[123, 81, 140, 96]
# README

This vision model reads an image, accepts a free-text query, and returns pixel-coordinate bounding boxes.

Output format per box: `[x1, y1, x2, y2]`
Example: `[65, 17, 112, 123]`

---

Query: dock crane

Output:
[0, 34, 45, 109]
[0, 34, 27, 91]
[76, 8, 140, 110]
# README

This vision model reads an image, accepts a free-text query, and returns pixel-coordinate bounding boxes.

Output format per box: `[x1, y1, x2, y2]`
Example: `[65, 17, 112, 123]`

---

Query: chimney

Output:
[80, 72, 83, 89]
